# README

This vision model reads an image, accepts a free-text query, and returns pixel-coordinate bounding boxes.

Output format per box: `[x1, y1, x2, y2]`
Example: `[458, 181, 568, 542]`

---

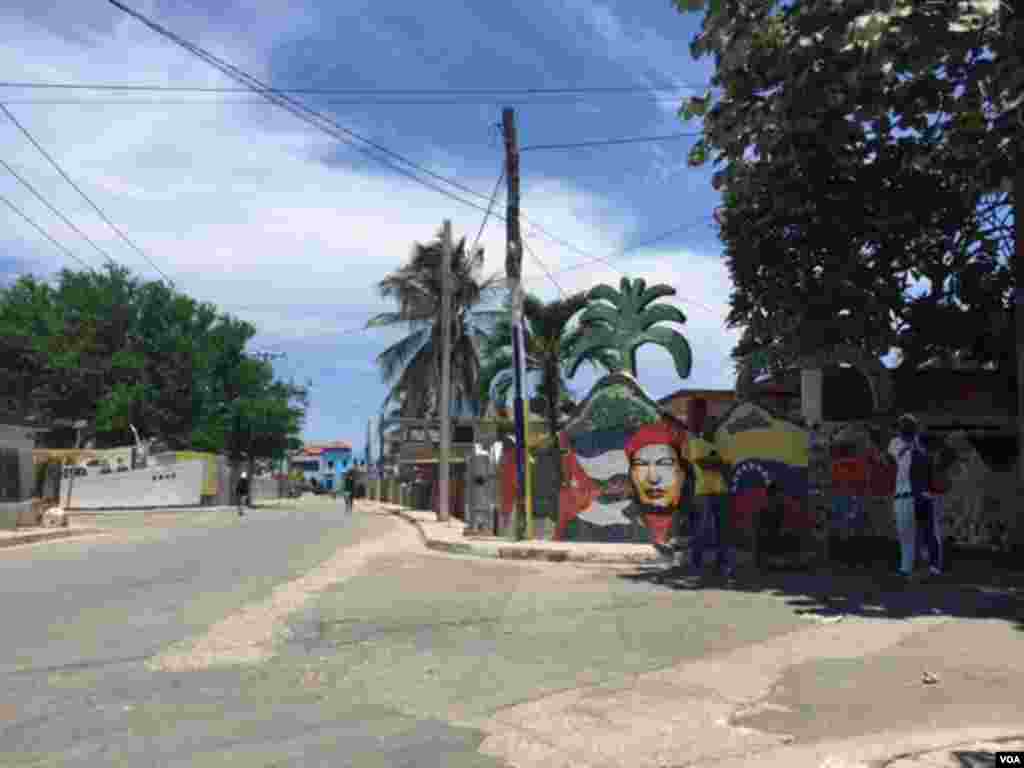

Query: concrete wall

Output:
[60, 459, 205, 510]
[0, 425, 34, 529]
[250, 475, 281, 501]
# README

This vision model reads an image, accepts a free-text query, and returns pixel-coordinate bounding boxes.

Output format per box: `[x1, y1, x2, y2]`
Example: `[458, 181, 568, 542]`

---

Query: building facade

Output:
[290, 441, 353, 490]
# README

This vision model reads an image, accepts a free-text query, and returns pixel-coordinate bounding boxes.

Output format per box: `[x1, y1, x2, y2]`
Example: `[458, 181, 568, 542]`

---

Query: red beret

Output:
[624, 422, 685, 460]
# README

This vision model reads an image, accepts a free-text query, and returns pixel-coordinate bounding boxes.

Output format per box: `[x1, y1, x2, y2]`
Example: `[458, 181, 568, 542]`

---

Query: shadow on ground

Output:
[617, 555, 1024, 631]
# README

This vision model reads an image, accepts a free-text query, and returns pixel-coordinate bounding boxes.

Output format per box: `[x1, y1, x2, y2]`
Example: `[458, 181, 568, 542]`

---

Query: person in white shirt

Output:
[887, 414, 924, 578]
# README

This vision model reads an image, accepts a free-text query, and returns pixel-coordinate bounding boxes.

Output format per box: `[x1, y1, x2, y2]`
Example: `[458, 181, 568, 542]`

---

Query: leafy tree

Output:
[367, 226, 503, 418]
[675, 0, 1017, 376]
[480, 291, 617, 438]
[567, 277, 693, 382]
[0, 264, 306, 465]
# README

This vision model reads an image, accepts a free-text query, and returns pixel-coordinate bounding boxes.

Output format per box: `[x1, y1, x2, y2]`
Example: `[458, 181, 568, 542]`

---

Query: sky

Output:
[0, 0, 744, 455]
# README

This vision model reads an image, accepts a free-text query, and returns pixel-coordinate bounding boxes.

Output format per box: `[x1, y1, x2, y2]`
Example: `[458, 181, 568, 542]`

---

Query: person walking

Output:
[236, 471, 250, 517]
[343, 469, 355, 514]
[887, 414, 926, 580]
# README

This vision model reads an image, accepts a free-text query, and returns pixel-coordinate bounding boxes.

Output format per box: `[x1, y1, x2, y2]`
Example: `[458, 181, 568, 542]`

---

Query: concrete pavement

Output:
[376, 502, 665, 564]
[4, 496, 1023, 767]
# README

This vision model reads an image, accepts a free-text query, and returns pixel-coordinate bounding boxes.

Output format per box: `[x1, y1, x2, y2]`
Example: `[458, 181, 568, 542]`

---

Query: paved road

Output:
[3, 498, 1021, 767]
[0, 497, 814, 767]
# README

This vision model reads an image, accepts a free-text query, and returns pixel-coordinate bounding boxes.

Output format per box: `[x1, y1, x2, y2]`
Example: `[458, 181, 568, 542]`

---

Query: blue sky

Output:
[1, 0, 742, 453]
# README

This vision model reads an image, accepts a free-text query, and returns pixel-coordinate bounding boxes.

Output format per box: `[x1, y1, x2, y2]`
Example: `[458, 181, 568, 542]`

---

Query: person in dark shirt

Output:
[343, 470, 355, 514]
[236, 471, 250, 516]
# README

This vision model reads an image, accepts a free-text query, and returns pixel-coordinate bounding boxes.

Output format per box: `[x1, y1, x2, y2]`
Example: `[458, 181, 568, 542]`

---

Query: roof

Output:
[299, 441, 352, 455]
[657, 388, 737, 405]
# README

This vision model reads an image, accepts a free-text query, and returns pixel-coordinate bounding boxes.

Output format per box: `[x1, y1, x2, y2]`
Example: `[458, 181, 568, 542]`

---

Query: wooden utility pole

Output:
[438, 219, 453, 522]
[503, 108, 529, 540]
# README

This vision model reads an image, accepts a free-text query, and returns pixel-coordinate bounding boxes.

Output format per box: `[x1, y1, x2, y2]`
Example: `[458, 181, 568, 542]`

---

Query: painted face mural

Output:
[628, 443, 684, 508]
[623, 422, 690, 546]
[554, 419, 692, 545]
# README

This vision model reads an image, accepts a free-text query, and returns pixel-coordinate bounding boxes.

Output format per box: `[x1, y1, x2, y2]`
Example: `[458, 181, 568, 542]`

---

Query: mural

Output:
[712, 401, 813, 535]
[555, 373, 693, 546]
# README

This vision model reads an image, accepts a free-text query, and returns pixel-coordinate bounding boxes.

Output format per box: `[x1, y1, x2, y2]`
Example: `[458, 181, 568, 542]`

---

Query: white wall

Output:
[60, 460, 206, 510]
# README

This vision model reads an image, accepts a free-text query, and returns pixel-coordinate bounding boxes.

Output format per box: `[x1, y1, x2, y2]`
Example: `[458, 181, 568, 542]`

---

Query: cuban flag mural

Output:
[556, 421, 694, 545]
[713, 402, 813, 533]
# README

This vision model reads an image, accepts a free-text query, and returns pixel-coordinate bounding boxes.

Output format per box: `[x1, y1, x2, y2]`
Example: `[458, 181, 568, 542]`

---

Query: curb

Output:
[376, 504, 663, 565]
[0, 527, 106, 549]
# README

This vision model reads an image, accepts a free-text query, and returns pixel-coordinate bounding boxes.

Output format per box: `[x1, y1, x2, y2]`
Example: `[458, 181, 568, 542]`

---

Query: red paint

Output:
[642, 511, 674, 545]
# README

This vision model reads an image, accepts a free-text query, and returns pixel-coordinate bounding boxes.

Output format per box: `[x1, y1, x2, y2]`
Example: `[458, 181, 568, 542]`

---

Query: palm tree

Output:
[567, 277, 693, 382]
[479, 292, 618, 520]
[479, 291, 617, 441]
[367, 227, 503, 420]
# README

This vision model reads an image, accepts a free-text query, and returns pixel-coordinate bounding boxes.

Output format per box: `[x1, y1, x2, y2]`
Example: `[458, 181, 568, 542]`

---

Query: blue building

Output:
[289, 441, 353, 490]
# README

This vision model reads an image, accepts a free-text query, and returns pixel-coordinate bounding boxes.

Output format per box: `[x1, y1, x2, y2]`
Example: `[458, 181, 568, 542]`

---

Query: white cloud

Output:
[1, 5, 739, 438]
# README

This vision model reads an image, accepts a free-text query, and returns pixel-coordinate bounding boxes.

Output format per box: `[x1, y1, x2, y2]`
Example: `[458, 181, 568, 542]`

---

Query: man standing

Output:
[887, 414, 925, 580]
[343, 469, 355, 514]
[687, 429, 733, 578]
[236, 471, 250, 517]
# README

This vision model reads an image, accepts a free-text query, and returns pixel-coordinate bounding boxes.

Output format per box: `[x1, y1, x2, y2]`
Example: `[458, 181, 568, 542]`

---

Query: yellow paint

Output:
[714, 411, 809, 469]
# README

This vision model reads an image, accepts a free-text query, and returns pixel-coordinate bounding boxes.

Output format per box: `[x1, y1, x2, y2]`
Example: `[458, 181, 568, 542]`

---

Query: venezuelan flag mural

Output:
[713, 402, 812, 533]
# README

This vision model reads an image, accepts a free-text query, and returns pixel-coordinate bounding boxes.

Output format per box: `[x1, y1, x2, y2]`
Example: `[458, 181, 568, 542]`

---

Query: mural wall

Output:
[549, 376, 813, 548]
[712, 401, 812, 535]
[554, 373, 691, 546]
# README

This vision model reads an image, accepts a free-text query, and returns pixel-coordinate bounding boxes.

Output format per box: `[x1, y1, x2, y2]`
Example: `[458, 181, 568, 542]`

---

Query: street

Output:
[2, 497, 1023, 767]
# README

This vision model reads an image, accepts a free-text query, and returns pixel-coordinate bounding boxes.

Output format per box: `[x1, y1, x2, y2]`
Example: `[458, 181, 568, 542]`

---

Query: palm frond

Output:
[375, 328, 430, 383]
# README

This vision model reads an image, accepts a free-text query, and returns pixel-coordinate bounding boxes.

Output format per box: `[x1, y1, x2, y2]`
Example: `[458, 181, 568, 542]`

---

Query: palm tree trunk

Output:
[543, 361, 562, 525]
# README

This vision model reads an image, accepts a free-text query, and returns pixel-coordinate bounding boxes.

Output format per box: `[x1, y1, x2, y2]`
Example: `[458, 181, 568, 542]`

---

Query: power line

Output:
[521, 132, 700, 152]
[519, 216, 716, 282]
[105, 0, 506, 222]
[0, 80, 710, 95]
[104, 0, 632, 273]
[518, 216, 724, 317]
[0, 156, 114, 267]
[471, 167, 505, 255]
[522, 237, 564, 297]
[0, 97, 694, 107]
[0, 191, 96, 272]
[0, 103, 174, 286]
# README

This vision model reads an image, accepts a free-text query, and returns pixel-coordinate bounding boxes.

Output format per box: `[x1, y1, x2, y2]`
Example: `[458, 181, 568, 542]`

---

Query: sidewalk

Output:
[370, 502, 663, 565]
[0, 525, 106, 549]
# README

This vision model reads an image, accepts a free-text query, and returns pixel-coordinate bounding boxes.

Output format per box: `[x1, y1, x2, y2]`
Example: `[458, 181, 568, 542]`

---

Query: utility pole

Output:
[438, 219, 453, 522]
[503, 108, 529, 540]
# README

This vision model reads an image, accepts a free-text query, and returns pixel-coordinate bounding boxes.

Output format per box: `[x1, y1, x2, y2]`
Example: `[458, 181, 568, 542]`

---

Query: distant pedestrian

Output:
[887, 414, 926, 579]
[236, 471, 250, 517]
[343, 470, 355, 514]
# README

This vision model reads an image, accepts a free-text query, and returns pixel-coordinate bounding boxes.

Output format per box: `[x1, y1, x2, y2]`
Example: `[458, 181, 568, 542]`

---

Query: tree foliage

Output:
[367, 226, 503, 419]
[0, 264, 306, 459]
[676, 0, 1019, 375]
[479, 291, 618, 438]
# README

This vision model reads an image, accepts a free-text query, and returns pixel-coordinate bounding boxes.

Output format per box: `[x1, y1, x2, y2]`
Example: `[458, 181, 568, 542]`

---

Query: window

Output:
[328, 461, 335, 469]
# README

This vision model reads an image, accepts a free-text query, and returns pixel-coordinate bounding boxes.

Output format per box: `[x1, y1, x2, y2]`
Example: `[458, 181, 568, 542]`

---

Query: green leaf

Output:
[688, 139, 708, 167]
[626, 327, 693, 381]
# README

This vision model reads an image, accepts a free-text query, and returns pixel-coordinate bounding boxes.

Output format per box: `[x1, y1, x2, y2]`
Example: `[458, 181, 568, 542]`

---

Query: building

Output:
[289, 441, 353, 490]
[657, 388, 738, 430]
